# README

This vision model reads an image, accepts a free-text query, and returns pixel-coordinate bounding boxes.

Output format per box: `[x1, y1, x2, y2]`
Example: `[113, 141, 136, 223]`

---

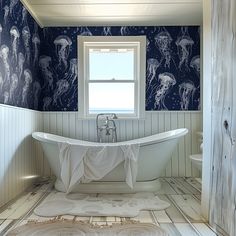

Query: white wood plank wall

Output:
[42, 111, 202, 177]
[0, 105, 43, 208]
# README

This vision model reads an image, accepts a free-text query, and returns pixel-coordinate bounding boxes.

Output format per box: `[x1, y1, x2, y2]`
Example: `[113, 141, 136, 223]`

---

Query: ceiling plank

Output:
[28, 0, 202, 5]
[41, 15, 202, 27]
[33, 4, 202, 17]
[21, 0, 202, 27]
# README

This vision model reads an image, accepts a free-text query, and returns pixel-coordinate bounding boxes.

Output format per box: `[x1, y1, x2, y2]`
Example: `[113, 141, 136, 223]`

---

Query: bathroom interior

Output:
[0, 0, 235, 235]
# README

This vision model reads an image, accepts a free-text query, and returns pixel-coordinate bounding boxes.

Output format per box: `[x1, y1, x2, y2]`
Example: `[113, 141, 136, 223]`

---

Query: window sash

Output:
[87, 82, 136, 115]
[78, 36, 146, 119]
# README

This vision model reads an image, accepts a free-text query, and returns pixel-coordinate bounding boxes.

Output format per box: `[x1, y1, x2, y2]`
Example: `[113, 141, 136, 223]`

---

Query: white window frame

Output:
[78, 36, 146, 119]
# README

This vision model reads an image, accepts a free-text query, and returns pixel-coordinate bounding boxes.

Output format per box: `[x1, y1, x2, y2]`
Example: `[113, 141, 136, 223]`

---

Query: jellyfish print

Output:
[32, 34, 40, 66]
[0, 72, 3, 94]
[33, 81, 41, 110]
[3, 5, 9, 26]
[4, 91, 9, 104]
[43, 97, 52, 111]
[120, 26, 130, 36]
[39, 55, 54, 91]
[9, 73, 18, 103]
[18, 52, 25, 79]
[53, 79, 69, 106]
[79, 27, 92, 36]
[154, 72, 176, 110]
[0, 24, 2, 44]
[22, 26, 31, 65]
[22, 69, 32, 107]
[102, 27, 112, 36]
[34, 21, 38, 34]
[64, 58, 78, 84]
[10, 0, 18, 18]
[0, 45, 10, 89]
[146, 38, 150, 52]
[176, 27, 194, 71]
[54, 35, 72, 71]
[22, 7, 28, 25]
[190, 55, 200, 77]
[179, 81, 196, 110]
[10, 26, 20, 64]
[146, 58, 160, 87]
[154, 28, 173, 68]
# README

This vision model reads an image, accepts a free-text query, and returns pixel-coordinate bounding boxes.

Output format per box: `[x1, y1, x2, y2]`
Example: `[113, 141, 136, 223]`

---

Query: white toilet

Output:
[190, 132, 203, 171]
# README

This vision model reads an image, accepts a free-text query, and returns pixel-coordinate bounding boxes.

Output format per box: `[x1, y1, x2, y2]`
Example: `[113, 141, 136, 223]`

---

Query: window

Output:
[78, 36, 146, 119]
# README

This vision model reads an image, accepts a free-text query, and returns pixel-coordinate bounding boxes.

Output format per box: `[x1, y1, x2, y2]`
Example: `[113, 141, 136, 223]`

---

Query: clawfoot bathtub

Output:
[32, 128, 188, 193]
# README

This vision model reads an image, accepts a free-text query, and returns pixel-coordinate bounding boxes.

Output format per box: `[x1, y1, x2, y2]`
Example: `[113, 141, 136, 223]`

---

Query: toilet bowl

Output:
[190, 154, 202, 171]
[190, 132, 203, 171]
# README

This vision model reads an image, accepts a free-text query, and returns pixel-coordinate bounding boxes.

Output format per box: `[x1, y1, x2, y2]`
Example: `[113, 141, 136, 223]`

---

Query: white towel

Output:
[58, 143, 140, 193]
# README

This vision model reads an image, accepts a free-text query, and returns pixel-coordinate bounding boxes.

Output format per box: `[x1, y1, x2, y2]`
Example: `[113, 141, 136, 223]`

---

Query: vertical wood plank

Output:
[184, 113, 192, 177]
[164, 112, 172, 177]
[170, 113, 179, 176]
[0, 105, 42, 209]
[177, 113, 186, 176]
[62, 113, 69, 137]
[68, 113, 76, 139]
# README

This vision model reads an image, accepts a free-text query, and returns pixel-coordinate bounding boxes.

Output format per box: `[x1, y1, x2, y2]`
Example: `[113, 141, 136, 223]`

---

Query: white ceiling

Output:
[21, 0, 203, 28]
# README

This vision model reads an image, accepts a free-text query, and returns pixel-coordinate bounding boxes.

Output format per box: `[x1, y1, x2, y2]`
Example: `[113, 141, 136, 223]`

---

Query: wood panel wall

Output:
[210, 0, 236, 235]
[0, 105, 43, 208]
[42, 111, 202, 177]
[0, 107, 203, 208]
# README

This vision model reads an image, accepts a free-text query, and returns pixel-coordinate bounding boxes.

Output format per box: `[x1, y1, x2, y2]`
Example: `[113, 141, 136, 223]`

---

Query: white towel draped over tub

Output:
[58, 142, 140, 193]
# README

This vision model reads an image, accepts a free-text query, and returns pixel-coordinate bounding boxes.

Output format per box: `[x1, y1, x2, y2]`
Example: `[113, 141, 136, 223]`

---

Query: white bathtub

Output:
[32, 128, 188, 193]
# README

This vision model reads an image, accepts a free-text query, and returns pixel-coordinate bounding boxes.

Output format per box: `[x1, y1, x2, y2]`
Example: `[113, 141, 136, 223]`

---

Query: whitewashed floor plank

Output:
[131, 211, 154, 223]
[174, 223, 199, 236]
[0, 193, 32, 219]
[1, 178, 205, 235]
[195, 178, 202, 184]
[6, 192, 45, 220]
[174, 178, 201, 195]
[153, 210, 172, 223]
[167, 178, 194, 194]
[0, 220, 13, 234]
[155, 179, 178, 194]
[160, 223, 182, 236]
[185, 178, 202, 192]
[157, 195, 187, 223]
[194, 194, 201, 202]
[193, 223, 218, 236]
[170, 195, 206, 222]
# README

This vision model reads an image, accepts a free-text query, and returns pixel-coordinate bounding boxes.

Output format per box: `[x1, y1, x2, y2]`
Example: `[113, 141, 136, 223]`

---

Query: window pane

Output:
[89, 49, 134, 80]
[89, 83, 134, 114]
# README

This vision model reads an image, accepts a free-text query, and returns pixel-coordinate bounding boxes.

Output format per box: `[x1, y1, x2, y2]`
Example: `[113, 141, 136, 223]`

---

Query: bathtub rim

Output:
[32, 128, 188, 147]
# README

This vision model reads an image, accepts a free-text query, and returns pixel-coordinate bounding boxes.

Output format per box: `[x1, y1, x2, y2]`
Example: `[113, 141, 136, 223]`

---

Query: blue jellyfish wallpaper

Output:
[39, 26, 200, 111]
[0, 0, 200, 112]
[0, 0, 42, 110]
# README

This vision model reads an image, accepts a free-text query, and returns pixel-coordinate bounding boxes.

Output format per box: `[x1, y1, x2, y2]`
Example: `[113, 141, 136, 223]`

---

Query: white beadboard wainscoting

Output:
[0, 105, 43, 208]
[42, 111, 202, 178]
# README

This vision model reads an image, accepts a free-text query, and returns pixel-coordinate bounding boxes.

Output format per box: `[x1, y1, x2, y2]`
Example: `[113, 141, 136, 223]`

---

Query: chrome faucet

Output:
[96, 113, 118, 142]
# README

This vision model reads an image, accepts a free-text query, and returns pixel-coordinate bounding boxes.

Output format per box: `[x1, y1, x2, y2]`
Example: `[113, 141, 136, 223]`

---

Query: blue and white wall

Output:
[0, 0, 43, 208]
[38, 26, 202, 180]
[39, 26, 200, 111]
[0, 0, 42, 109]
[0, 0, 202, 208]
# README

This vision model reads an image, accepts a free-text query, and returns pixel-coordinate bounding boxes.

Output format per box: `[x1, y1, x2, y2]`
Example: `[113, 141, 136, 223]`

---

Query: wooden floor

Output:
[0, 178, 218, 236]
